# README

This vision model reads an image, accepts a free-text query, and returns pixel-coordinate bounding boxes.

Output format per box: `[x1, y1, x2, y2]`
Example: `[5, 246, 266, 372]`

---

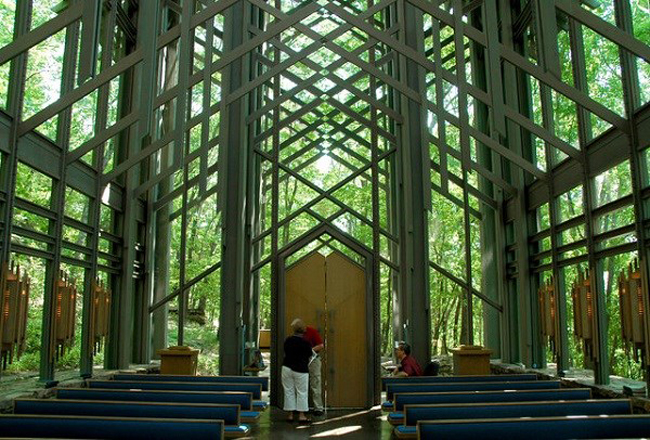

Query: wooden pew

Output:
[391, 399, 632, 438]
[14, 399, 254, 438]
[0, 414, 224, 440]
[417, 414, 650, 440]
[89, 380, 264, 400]
[389, 388, 592, 412]
[113, 374, 269, 391]
[385, 380, 560, 400]
[56, 388, 256, 412]
[382, 373, 538, 390]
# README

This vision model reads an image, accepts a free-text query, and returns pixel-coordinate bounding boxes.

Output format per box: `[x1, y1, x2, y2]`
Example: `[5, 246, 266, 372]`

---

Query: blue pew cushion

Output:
[253, 401, 268, 410]
[224, 425, 250, 438]
[394, 425, 417, 438]
[382, 401, 394, 411]
[240, 411, 261, 422]
[388, 412, 404, 425]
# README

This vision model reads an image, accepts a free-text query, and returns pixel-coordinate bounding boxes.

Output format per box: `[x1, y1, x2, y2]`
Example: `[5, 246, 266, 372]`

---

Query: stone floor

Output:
[247, 406, 393, 439]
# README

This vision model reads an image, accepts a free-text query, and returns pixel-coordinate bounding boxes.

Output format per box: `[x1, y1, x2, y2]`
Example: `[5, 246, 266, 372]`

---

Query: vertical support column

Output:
[144, 4, 172, 359]
[219, 2, 248, 375]
[471, 4, 503, 357]
[82, 0, 119, 376]
[499, 0, 534, 366]
[41, 9, 82, 381]
[614, 0, 648, 389]
[243, 7, 265, 362]
[399, 1, 430, 365]
[109, 65, 138, 369]
[566, 13, 606, 383]
[0, 0, 30, 380]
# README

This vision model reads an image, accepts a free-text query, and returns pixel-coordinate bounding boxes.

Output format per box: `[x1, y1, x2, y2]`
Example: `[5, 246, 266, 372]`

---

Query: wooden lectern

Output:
[452, 345, 493, 375]
[158, 346, 199, 375]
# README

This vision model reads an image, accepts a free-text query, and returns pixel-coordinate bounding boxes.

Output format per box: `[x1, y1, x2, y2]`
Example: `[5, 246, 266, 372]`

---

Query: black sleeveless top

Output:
[283, 335, 312, 373]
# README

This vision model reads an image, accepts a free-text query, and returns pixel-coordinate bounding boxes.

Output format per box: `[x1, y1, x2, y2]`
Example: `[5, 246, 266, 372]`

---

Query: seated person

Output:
[393, 342, 423, 377]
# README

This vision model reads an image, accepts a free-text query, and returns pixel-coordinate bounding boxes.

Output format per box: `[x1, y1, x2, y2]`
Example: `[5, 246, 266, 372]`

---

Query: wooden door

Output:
[285, 250, 366, 408]
[324, 251, 366, 407]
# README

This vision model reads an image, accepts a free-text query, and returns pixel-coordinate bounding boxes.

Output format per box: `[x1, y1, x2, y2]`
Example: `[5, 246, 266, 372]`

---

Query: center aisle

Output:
[248, 406, 393, 439]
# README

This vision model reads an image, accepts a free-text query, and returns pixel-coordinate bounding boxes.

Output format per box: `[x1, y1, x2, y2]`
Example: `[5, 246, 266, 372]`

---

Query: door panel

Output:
[285, 252, 326, 336]
[325, 252, 366, 407]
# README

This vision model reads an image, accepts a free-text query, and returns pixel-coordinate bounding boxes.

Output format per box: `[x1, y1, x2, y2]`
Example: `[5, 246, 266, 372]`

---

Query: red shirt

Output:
[303, 326, 323, 348]
[400, 355, 423, 376]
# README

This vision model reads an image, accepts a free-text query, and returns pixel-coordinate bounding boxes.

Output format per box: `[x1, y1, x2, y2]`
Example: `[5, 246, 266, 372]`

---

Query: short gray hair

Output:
[291, 318, 306, 334]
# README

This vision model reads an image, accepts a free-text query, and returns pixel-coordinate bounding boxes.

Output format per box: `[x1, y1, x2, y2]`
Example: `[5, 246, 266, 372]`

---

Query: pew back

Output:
[113, 374, 269, 391]
[417, 414, 650, 440]
[89, 380, 263, 399]
[14, 399, 241, 426]
[394, 388, 592, 411]
[404, 399, 632, 426]
[0, 414, 224, 440]
[56, 388, 254, 410]
[382, 374, 537, 390]
[386, 380, 559, 400]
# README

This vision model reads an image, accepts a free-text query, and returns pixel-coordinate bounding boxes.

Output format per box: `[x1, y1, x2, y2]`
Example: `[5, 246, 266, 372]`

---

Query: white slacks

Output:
[282, 365, 309, 412]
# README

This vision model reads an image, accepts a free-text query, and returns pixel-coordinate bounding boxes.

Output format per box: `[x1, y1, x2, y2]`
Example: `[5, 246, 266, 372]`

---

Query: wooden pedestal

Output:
[259, 329, 271, 351]
[452, 345, 493, 375]
[158, 346, 199, 375]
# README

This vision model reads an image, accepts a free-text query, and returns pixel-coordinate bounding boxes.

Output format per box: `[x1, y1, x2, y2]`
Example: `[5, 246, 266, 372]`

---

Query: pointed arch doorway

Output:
[286, 250, 366, 408]
[274, 228, 377, 409]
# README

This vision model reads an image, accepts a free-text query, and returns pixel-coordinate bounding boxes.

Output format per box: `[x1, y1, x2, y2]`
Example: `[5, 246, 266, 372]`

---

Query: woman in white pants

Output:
[282, 318, 313, 423]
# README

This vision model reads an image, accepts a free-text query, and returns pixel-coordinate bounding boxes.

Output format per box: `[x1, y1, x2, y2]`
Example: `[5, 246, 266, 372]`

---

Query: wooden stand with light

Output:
[538, 276, 559, 360]
[50, 272, 77, 361]
[0, 262, 30, 370]
[618, 259, 650, 394]
[90, 281, 111, 355]
[571, 268, 598, 367]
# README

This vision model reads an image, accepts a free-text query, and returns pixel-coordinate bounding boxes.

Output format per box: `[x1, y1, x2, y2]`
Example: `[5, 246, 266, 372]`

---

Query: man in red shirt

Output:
[393, 342, 423, 377]
[303, 325, 324, 415]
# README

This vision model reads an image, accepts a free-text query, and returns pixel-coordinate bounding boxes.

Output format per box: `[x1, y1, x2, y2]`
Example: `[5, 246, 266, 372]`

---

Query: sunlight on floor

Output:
[310, 426, 363, 437]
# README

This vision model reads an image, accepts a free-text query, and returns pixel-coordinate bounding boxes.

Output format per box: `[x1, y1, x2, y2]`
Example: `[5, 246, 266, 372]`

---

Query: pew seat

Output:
[381, 373, 538, 390]
[417, 414, 650, 440]
[0, 414, 224, 440]
[14, 399, 250, 438]
[112, 374, 269, 391]
[390, 399, 632, 438]
[386, 388, 592, 412]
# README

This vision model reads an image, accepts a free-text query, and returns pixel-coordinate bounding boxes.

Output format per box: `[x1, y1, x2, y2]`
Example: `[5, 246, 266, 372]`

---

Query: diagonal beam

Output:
[211, 2, 320, 73]
[19, 49, 143, 136]
[0, 2, 83, 66]
[556, 0, 650, 64]
[500, 45, 629, 132]
[66, 112, 139, 165]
